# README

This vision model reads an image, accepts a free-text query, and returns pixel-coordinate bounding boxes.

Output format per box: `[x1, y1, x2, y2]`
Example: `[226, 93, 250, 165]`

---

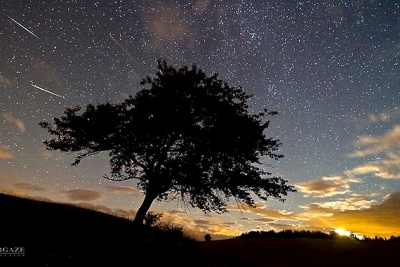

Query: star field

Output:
[1, 0, 400, 239]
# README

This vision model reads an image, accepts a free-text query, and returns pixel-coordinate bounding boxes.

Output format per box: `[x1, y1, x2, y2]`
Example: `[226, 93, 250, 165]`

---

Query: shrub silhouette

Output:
[204, 234, 212, 241]
[144, 211, 163, 226]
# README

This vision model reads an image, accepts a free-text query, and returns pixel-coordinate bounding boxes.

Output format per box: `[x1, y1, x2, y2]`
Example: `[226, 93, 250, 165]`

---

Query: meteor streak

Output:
[31, 84, 64, 99]
[8, 16, 40, 39]
[109, 33, 137, 63]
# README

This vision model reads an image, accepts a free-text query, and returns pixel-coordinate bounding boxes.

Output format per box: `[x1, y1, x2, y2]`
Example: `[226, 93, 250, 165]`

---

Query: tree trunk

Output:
[133, 192, 157, 226]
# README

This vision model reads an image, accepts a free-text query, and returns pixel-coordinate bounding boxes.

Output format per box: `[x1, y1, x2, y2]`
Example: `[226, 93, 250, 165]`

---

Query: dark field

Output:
[1, 192, 399, 266]
[201, 238, 400, 267]
[0, 193, 248, 266]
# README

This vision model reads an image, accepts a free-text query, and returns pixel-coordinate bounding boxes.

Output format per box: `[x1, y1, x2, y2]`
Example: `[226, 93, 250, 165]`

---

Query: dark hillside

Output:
[0, 193, 140, 265]
[0, 193, 251, 267]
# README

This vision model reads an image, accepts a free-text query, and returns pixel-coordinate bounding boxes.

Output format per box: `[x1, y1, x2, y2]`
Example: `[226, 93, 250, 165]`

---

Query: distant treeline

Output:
[236, 230, 400, 242]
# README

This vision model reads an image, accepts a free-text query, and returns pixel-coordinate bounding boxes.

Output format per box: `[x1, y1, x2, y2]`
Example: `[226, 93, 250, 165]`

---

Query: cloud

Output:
[311, 195, 378, 211]
[0, 186, 27, 197]
[368, 108, 400, 124]
[228, 192, 400, 238]
[138, 210, 243, 240]
[167, 208, 188, 214]
[253, 218, 274, 223]
[0, 187, 53, 202]
[103, 185, 142, 194]
[348, 125, 400, 158]
[225, 203, 299, 221]
[299, 203, 334, 218]
[0, 145, 14, 159]
[13, 182, 46, 192]
[342, 124, 400, 179]
[0, 74, 12, 87]
[303, 192, 400, 237]
[181, 216, 239, 240]
[2, 113, 26, 133]
[296, 176, 361, 198]
[194, 219, 211, 225]
[189, 217, 243, 238]
[0, 173, 16, 183]
[222, 203, 304, 234]
[345, 152, 400, 179]
[64, 189, 104, 201]
[300, 194, 378, 219]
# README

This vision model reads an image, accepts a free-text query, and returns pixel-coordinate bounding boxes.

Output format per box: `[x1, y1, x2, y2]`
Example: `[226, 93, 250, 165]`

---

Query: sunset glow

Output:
[334, 229, 351, 237]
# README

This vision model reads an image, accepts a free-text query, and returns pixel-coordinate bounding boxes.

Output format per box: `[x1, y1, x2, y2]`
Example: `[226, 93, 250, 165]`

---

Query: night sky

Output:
[1, 0, 400, 239]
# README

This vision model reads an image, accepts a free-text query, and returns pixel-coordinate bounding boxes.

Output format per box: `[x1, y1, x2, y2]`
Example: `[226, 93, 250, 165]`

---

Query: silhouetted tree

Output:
[39, 60, 296, 225]
[204, 234, 212, 241]
[329, 231, 339, 239]
[389, 235, 400, 242]
[237, 230, 332, 239]
[349, 232, 360, 241]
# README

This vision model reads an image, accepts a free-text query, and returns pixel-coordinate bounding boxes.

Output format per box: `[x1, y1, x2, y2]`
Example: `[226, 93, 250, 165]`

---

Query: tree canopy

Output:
[40, 60, 296, 225]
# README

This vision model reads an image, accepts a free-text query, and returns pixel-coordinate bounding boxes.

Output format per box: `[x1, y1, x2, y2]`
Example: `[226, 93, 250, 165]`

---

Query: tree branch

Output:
[72, 150, 101, 166]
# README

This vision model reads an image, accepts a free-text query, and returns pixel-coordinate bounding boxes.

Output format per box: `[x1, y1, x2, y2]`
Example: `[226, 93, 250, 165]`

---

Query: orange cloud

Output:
[225, 203, 299, 221]
[304, 192, 400, 237]
[0, 187, 53, 202]
[296, 176, 361, 198]
[167, 208, 188, 214]
[311, 195, 377, 211]
[2, 113, 26, 133]
[139, 210, 244, 240]
[0, 145, 14, 159]
[64, 189, 104, 201]
[189, 217, 243, 238]
[219, 191, 400, 238]
[0, 173, 15, 183]
[103, 185, 142, 194]
[13, 182, 46, 192]
[0, 186, 27, 197]
[253, 218, 274, 223]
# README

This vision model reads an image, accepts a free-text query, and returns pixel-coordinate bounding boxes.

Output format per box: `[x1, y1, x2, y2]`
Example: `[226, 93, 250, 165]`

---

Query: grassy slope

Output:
[0, 193, 251, 267]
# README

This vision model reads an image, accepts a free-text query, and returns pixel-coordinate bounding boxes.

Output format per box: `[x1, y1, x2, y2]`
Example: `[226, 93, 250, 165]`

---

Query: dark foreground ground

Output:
[201, 238, 400, 267]
[1, 192, 400, 266]
[0, 193, 251, 267]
